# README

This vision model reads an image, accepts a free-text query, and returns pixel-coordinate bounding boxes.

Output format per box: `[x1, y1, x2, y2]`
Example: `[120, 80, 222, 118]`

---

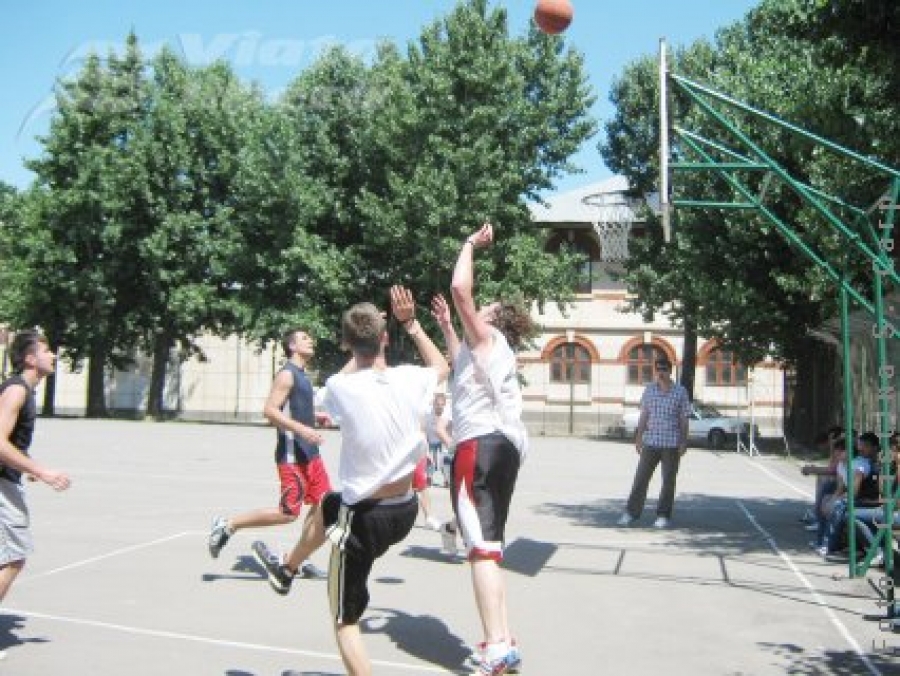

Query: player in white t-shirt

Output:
[433, 223, 535, 676]
[254, 287, 448, 676]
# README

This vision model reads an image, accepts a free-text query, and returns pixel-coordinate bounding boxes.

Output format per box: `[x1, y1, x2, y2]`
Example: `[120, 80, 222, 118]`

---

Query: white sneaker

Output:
[617, 513, 636, 526]
[426, 516, 442, 531]
[653, 516, 670, 529]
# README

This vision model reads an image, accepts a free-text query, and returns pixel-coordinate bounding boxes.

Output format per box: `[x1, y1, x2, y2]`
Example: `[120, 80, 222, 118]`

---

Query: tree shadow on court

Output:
[535, 493, 823, 557]
[532, 493, 891, 618]
[756, 642, 900, 674]
[362, 606, 470, 673]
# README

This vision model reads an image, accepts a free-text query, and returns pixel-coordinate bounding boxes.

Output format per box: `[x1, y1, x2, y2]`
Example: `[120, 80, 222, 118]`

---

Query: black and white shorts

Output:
[450, 432, 521, 562]
[323, 491, 418, 625]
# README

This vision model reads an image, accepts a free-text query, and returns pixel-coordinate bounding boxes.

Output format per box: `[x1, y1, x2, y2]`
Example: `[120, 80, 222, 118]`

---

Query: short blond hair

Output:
[341, 303, 386, 359]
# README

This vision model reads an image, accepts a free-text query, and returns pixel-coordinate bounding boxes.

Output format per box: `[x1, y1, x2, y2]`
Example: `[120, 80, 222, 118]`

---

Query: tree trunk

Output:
[680, 315, 698, 401]
[147, 332, 172, 420]
[86, 339, 108, 418]
[41, 372, 56, 416]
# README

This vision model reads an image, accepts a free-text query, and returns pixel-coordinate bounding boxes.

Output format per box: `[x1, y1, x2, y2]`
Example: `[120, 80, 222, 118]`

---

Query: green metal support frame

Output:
[661, 67, 899, 619]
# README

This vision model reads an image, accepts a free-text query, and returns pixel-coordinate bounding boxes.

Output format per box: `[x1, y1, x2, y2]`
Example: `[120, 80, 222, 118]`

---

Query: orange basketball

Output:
[534, 0, 574, 35]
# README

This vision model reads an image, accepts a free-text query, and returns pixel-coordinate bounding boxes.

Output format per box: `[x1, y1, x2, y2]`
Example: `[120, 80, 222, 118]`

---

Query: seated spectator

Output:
[852, 432, 900, 567]
[801, 426, 843, 531]
[817, 432, 880, 557]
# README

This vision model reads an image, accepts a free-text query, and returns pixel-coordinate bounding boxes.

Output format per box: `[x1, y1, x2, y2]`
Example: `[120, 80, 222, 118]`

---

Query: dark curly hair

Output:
[493, 300, 536, 352]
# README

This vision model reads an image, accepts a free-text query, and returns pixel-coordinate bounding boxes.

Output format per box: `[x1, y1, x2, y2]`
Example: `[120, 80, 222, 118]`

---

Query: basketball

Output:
[534, 0, 574, 35]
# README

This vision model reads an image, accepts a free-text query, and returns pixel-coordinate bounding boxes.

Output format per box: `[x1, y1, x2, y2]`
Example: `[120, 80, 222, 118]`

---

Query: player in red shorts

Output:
[208, 327, 330, 581]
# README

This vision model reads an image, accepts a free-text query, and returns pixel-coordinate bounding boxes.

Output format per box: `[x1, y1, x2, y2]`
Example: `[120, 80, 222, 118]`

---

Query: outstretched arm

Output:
[431, 293, 460, 364]
[390, 285, 450, 383]
[450, 223, 494, 354]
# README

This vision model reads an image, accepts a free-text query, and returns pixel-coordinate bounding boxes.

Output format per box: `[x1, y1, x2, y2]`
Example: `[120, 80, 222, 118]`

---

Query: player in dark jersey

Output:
[208, 327, 330, 580]
[0, 330, 71, 646]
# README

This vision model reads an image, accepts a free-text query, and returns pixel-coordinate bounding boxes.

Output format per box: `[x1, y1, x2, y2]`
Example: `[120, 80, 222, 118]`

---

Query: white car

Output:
[614, 402, 758, 450]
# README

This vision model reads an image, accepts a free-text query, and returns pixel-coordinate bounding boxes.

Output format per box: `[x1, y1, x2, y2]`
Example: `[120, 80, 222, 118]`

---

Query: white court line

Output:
[2, 607, 449, 673]
[739, 455, 814, 500]
[735, 500, 883, 676]
[68, 469, 273, 486]
[21, 532, 195, 583]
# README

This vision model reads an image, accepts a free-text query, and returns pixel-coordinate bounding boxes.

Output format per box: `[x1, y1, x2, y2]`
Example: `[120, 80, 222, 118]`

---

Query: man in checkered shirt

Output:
[618, 356, 690, 529]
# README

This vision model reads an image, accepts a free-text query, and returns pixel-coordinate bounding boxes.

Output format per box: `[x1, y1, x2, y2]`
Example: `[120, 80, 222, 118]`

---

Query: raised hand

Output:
[431, 294, 453, 330]
[390, 285, 416, 324]
[468, 222, 494, 249]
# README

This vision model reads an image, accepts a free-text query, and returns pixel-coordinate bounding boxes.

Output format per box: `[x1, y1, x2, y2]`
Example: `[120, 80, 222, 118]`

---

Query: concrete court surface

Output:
[1, 418, 898, 675]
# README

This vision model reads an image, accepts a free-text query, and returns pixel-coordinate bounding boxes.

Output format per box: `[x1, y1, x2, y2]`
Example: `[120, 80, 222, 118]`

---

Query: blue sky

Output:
[1, 0, 758, 194]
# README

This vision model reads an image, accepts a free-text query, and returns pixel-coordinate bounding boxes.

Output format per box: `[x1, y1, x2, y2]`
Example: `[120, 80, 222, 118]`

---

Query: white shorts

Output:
[0, 479, 32, 566]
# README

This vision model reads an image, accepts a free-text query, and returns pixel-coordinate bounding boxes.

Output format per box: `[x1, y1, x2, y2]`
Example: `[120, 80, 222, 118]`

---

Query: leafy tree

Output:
[228, 52, 356, 374]
[133, 49, 267, 417]
[346, 0, 596, 358]
[601, 1, 898, 382]
[25, 36, 151, 416]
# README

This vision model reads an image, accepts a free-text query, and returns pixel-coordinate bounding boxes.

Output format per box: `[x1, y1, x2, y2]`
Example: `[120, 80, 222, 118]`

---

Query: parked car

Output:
[613, 402, 759, 450]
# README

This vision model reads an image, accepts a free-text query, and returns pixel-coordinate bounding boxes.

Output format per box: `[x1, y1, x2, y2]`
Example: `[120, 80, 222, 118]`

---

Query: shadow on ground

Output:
[202, 554, 266, 582]
[757, 642, 900, 675]
[0, 613, 49, 653]
[535, 493, 821, 556]
[363, 606, 470, 673]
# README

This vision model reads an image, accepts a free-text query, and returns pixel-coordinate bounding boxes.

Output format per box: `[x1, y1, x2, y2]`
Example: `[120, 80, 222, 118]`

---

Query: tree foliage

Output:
[601, 0, 900, 368]
[3, 0, 597, 413]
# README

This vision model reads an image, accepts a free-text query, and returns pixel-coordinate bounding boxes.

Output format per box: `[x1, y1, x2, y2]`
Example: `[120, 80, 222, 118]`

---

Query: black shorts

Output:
[322, 491, 418, 625]
[450, 431, 521, 561]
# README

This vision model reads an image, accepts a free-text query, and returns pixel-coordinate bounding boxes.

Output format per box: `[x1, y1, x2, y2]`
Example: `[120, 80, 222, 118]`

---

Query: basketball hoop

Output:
[582, 195, 635, 263]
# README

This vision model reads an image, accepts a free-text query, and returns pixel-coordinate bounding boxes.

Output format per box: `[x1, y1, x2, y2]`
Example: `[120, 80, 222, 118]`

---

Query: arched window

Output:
[550, 343, 592, 384]
[627, 344, 669, 384]
[706, 349, 748, 386]
[546, 230, 601, 294]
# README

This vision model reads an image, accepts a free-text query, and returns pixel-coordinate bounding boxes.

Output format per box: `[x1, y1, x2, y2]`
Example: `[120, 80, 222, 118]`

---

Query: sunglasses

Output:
[655, 364, 671, 371]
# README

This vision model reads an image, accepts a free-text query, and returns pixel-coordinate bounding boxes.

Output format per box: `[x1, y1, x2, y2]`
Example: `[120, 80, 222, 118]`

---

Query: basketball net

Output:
[582, 195, 635, 262]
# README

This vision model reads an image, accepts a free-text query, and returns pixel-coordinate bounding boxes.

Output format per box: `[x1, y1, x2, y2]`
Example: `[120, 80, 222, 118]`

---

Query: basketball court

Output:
[1, 418, 897, 674]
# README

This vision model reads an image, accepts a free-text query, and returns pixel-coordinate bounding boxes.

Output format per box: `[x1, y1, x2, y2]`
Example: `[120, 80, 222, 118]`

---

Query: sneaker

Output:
[298, 560, 327, 580]
[617, 513, 636, 526]
[251, 540, 294, 595]
[474, 644, 521, 675]
[427, 516, 442, 531]
[505, 641, 521, 673]
[471, 640, 521, 674]
[208, 516, 231, 558]
[653, 516, 670, 529]
[441, 522, 458, 556]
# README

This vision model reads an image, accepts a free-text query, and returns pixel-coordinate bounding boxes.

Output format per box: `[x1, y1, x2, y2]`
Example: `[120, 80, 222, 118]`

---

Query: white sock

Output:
[484, 640, 510, 662]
